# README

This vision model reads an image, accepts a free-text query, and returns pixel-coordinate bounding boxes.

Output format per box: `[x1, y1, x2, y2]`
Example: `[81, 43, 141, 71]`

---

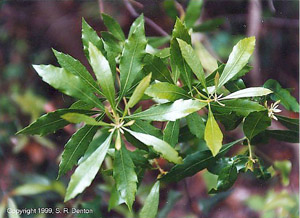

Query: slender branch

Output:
[98, 0, 104, 14]
[123, 0, 169, 36]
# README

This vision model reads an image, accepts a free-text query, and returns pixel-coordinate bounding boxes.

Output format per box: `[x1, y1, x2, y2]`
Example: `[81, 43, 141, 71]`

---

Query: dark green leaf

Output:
[101, 13, 125, 41]
[17, 109, 98, 136]
[213, 111, 243, 131]
[186, 112, 205, 139]
[163, 120, 180, 147]
[277, 115, 299, 131]
[157, 190, 181, 218]
[61, 113, 108, 126]
[139, 181, 160, 218]
[101, 31, 123, 56]
[108, 185, 125, 211]
[184, 0, 203, 28]
[147, 36, 171, 48]
[130, 119, 162, 139]
[70, 100, 95, 110]
[129, 149, 151, 169]
[264, 79, 299, 112]
[163, 0, 178, 20]
[266, 130, 299, 143]
[193, 18, 224, 32]
[224, 79, 246, 92]
[113, 144, 138, 211]
[243, 111, 271, 140]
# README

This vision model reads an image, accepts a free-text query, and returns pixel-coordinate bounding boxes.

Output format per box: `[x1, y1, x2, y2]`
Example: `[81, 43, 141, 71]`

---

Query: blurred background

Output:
[0, 0, 298, 218]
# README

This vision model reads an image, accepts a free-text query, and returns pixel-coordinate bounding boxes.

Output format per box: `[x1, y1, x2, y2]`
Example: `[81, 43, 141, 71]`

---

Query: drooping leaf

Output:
[186, 112, 205, 139]
[266, 130, 299, 143]
[33, 65, 104, 110]
[53, 49, 102, 96]
[204, 108, 223, 156]
[7, 198, 20, 218]
[170, 18, 192, 88]
[61, 113, 108, 126]
[101, 13, 125, 41]
[264, 79, 299, 112]
[65, 133, 112, 202]
[145, 82, 190, 102]
[119, 15, 147, 99]
[17, 109, 98, 136]
[160, 138, 243, 182]
[220, 87, 272, 100]
[193, 18, 224, 32]
[127, 73, 152, 108]
[177, 39, 206, 90]
[195, 42, 218, 74]
[184, 0, 203, 28]
[88, 42, 116, 107]
[143, 53, 173, 83]
[82, 18, 105, 60]
[113, 144, 138, 211]
[163, 120, 180, 147]
[276, 115, 299, 131]
[124, 128, 182, 164]
[127, 99, 207, 121]
[139, 181, 160, 218]
[243, 111, 271, 140]
[217, 37, 255, 89]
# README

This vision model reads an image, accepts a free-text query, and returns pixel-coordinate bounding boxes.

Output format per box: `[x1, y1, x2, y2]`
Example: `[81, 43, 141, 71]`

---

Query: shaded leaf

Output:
[276, 115, 299, 131]
[274, 160, 292, 186]
[102, 13, 125, 41]
[243, 111, 271, 140]
[213, 111, 243, 131]
[147, 36, 171, 48]
[61, 113, 108, 126]
[224, 79, 246, 92]
[195, 42, 218, 74]
[184, 0, 203, 28]
[163, 120, 180, 147]
[139, 181, 160, 218]
[108, 185, 125, 211]
[266, 130, 299, 143]
[186, 112, 205, 139]
[7, 198, 20, 218]
[157, 190, 182, 218]
[193, 18, 224, 32]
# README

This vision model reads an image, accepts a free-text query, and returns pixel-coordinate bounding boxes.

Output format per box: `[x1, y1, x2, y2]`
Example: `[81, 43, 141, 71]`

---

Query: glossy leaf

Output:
[186, 112, 205, 139]
[145, 82, 190, 102]
[160, 138, 243, 182]
[125, 128, 182, 164]
[277, 115, 299, 131]
[243, 111, 271, 140]
[89, 42, 116, 107]
[143, 54, 173, 83]
[33, 65, 104, 110]
[113, 144, 138, 211]
[220, 87, 272, 100]
[102, 13, 125, 41]
[217, 37, 255, 89]
[65, 133, 112, 202]
[127, 99, 207, 121]
[264, 79, 299, 112]
[61, 113, 108, 126]
[177, 39, 206, 90]
[119, 15, 147, 99]
[184, 0, 203, 28]
[204, 108, 223, 156]
[17, 109, 98, 136]
[139, 181, 160, 218]
[163, 120, 180, 147]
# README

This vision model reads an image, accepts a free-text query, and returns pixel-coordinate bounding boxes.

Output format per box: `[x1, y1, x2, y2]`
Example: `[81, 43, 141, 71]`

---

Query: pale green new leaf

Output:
[88, 42, 115, 107]
[127, 99, 207, 121]
[177, 39, 206, 90]
[7, 198, 20, 218]
[128, 73, 152, 108]
[195, 41, 218, 74]
[124, 128, 182, 164]
[65, 133, 113, 202]
[102, 13, 125, 41]
[217, 37, 255, 89]
[139, 181, 160, 218]
[145, 82, 190, 102]
[33, 65, 104, 110]
[61, 113, 108, 126]
[204, 108, 223, 156]
[113, 144, 138, 211]
[220, 87, 272, 100]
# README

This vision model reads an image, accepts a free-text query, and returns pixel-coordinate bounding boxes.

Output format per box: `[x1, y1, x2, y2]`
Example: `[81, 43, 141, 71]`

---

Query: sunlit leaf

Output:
[220, 87, 272, 100]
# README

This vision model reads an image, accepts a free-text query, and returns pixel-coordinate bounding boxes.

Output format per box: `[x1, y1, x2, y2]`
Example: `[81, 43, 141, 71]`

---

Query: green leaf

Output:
[127, 99, 207, 121]
[7, 198, 20, 218]
[184, 0, 203, 28]
[217, 37, 255, 89]
[125, 128, 182, 164]
[70, 100, 95, 110]
[209, 164, 238, 194]
[170, 18, 192, 88]
[130, 119, 162, 139]
[65, 133, 113, 202]
[213, 111, 243, 131]
[147, 36, 171, 48]
[145, 82, 190, 102]
[61, 113, 108, 126]
[163, 120, 180, 147]
[127, 73, 152, 108]
[274, 160, 292, 186]
[101, 31, 123, 56]
[264, 79, 299, 112]
[163, 0, 178, 20]
[88, 42, 116, 107]
[186, 112, 205, 139]
[58, 119, 101, 178]
[220, 87, 272, 100]
[143, 54, 173, 83]
[139, 181, 160, 218]
[113, 144, 138, 211]
[16, 109, 98, 136]
[108, 185, 125, 211]
[33, 65, 104, 110]
[102, 13, 125, 41]
[193, 18, 224, 32]
[243, 111, 271, 140]
[224, 79, 246, 92]
[160, 138, 243, 182]
[204, 108, 223, 156]
[211, 99, 266, 117]
[276, 115, 299, 131]
[0, 201, 5, 218]
[52, 49, 102, 96]
[177, 39, 206, 90]
[82, 18, 105, 60]
[266, 130, 299, 143]
[194, 42, 218, 74]
[119, 15, 147, 99]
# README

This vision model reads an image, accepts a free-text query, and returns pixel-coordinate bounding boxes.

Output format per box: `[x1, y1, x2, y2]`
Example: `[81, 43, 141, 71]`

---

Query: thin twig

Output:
[98, 0, 104, 14]
[175, 1, 185, 20]
[123, 0, 169, 36]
